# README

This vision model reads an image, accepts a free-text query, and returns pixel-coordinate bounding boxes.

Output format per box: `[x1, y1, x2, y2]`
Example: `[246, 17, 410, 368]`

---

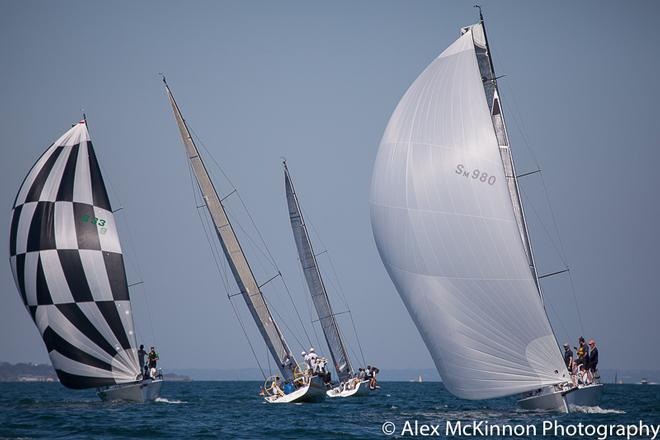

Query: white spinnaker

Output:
[370, 29, 569, 399]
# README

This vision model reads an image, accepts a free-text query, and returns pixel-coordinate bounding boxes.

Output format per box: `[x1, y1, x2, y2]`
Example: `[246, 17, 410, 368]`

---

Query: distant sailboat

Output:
[163, 79, 325, 403]
[9, 120, 162, 402]
[369, 9, 602, 412]
[418, 375, 423, 383]
[283, 162, 376, 398]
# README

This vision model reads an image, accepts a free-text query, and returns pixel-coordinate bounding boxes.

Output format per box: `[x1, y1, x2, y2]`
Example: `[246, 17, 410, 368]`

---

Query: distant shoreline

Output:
[3, 362, 658, 384]
[0, 362, 191, 383]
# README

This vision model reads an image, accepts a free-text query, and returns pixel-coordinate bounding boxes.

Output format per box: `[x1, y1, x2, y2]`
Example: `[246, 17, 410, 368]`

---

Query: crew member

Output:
[563, 343, 574, 370]
[587, 339, 598, 374]
[138, 345, 148, 378]
[148, 346, 159, 379]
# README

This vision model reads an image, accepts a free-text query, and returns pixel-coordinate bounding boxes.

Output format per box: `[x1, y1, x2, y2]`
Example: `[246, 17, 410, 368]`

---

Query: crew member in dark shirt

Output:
[563, 343, 574, 370]
[138, 345, 148, 378]
[587, 339, 598, 372]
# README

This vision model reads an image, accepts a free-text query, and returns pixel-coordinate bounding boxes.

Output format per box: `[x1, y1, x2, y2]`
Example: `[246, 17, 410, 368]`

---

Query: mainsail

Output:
[370, 25, 569, 400]
[464, 20, 538, 288]
[9, 121, 140, 389]
[284, 162, 353, 382]
[164, 81, 296, 381]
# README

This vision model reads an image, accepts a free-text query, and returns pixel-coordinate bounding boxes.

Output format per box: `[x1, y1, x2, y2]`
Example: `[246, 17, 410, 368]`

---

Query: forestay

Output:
[9, 122, 140, 389]
[370, 28, 569, 399]
[164, 82, 296, 381]
[284, 163, 352, 382]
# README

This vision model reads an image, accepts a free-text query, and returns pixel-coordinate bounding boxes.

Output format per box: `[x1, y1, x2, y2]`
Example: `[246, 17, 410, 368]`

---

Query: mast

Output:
[283, 161, 353, 382]
[468, 8, 543, 294]
[163, 78, 296, 381]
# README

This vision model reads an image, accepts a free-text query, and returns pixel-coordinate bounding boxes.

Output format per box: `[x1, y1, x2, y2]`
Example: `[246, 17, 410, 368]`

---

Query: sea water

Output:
[0, 382, 657, 439]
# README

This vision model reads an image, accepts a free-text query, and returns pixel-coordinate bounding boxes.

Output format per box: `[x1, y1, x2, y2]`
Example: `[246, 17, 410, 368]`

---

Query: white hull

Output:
[97, 379, 163, 403]
[327, 379, 378, 398]
[517, 383, 603, 412]
[265, 375, 326, 404]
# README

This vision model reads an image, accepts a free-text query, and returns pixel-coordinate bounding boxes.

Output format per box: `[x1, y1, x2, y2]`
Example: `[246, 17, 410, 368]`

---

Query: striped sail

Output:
[284, 163, 352, 382]
[164, 82, 296, 381]
[370, 27, 569, 400]
[9, 122, 140, 389]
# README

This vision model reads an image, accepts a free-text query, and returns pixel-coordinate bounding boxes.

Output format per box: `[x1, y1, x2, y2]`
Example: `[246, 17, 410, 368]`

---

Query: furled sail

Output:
[284, 162, 352, 382]
[164, 81, 296, 381]
[9, 121, 140, 389]
[369, 28, 569, 399]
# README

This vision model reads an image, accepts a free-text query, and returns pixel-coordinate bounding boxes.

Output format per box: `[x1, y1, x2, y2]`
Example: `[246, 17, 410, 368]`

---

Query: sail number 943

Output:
[455, 164, 496, 185]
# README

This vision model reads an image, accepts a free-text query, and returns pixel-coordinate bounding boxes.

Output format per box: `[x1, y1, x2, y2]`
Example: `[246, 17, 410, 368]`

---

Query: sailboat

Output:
[9, 119, 163, 402]
[163, 79, 325, 403]
[369, 10, 602, 412]
[283, 162, 376, 398]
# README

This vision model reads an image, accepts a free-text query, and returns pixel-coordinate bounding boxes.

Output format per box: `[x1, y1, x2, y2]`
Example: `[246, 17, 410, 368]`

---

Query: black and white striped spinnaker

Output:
[9, 121, 141, 389]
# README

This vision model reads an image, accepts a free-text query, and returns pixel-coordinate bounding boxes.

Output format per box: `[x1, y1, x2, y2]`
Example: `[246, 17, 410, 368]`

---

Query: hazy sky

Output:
[1, 1, 659, 374]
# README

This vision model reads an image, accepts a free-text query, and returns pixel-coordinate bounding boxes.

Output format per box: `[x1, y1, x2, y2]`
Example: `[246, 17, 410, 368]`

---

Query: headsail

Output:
[9, 121, 140, 389]
[284, 162, 353, 382]
[164, 81, 296, 381]
[370, 27, 569, 399]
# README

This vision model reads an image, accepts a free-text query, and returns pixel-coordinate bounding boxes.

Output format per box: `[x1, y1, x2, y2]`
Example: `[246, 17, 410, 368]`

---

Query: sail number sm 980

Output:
[455, 164, 496, 185]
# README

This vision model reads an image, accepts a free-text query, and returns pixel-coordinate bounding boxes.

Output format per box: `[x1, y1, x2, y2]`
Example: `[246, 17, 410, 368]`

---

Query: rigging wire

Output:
[518, 167, 586, 336]
[267, 297, 307, 350]
[223, 206, 314, 349]
[501, 81, 587, 336]
[299, 262, 324, 352]
[185, 157, 268, 380]
[229, 296, 267, 380]
[298, 202, 368, 367]
[190, 156, 310, 359]
[186, 123, 314, 348]
[311, 231, 367, 365]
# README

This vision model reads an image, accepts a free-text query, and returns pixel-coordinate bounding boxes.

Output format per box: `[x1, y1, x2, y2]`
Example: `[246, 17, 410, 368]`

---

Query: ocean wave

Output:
[154, 397, 187, 404]
[569, 405, 625, 414]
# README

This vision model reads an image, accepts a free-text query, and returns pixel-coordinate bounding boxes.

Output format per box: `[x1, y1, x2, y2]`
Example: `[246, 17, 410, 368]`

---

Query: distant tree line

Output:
[0, 362, 57, 381]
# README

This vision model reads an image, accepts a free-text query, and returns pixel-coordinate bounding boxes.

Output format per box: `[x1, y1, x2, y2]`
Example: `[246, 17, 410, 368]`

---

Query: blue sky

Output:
[1, 1, 658, 373]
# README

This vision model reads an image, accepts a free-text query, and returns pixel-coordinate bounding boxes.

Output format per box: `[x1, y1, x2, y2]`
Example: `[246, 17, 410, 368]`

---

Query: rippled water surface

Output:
[0, 382, 657, 439]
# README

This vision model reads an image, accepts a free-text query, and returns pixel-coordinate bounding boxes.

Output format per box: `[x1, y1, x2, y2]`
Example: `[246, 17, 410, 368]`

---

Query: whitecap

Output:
[569, 405, 625, 414]
[155, 397, 187, 404]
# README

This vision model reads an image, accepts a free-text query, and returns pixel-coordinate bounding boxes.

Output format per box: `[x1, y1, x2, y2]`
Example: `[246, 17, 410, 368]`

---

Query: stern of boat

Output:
[265, 375, 326, 404]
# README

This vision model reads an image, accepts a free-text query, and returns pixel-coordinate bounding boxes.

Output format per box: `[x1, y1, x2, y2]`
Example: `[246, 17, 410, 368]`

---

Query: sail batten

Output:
[370, 29, 568, 400]
[9, 122, 140, 389]
[164, 83, 296, 381]
[284, 163, 353, 382]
